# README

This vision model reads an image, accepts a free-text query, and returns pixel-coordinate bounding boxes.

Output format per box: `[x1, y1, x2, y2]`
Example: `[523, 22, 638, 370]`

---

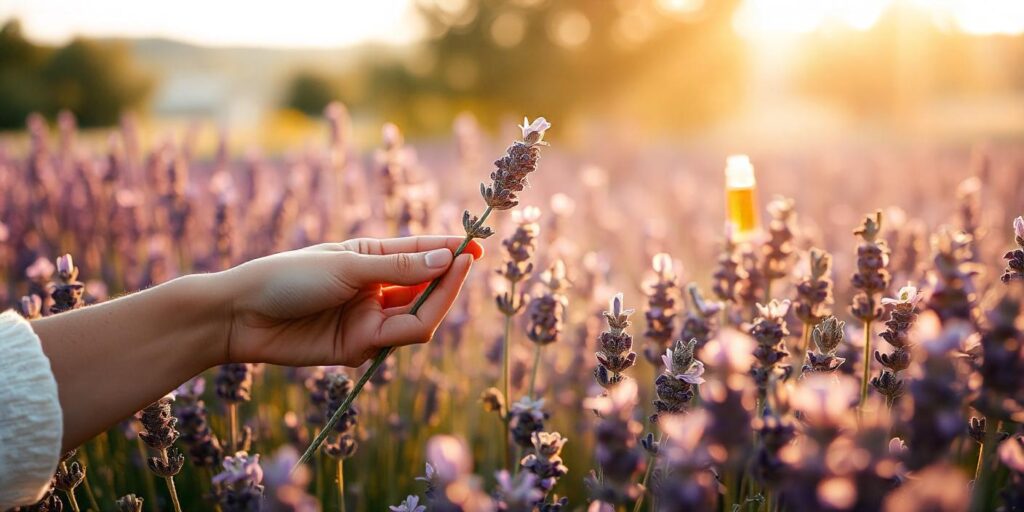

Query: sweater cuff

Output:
[0, 310, 63, 510]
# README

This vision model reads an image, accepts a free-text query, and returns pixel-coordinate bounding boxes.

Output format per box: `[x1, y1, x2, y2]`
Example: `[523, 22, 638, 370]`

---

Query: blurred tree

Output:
[283, 70, 340, 116]
[359, 0, 746, 133]
[41, 38, 152, 127]
[794, 3, 1024, 119]
[0, 21, 50, 128]
[0, 21, 151, 129]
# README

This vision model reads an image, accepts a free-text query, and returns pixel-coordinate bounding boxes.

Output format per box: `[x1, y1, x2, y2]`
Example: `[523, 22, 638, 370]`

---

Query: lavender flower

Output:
[750, 299, 791, 402]
[389, 496, 426, 512]
[18, 294, 43, 319]
[481, 117, 548, 211]
[698, 330, 757, 470]
[655, 411, 719, 510]
[216, 363, 254, 403]
[643, 253, 678, 363]
[261, 446, 317, 512]
[520, 431, 569, 502]
[322, 371, 359, 460]
[174, 377, 223, 468]
[751, 402, 796, 487]
[803, 316, 847, 375]
[850, 211, 891, 323]
[737, 247, 766, 316]
[213, 451, 265, 512]
[595, 293, 638, 390]
[1001, 216, 1024, 283]
[139, 396, 184, 512]
[794, 247, 834, 325]
[494, 470, 543, 511]
[761, 196, 797, 285]
[508, 396, 548, 449]
[972, 294, 1024, 422]
[421, 436, 495, 511]
[712, 224, 746, 309]
[904, 326, 968, 471]
[679, 283, 720, 349]
[116, 494, 144, 512]
[651, 338, 704, 422]
[871, 284, 922, 405]
[496, 206, 540, 316]
[50, 254, 84, 314]
[927, 228, 978, 325]
[525, 260, 569, 346]
[851, 211, 891, 406]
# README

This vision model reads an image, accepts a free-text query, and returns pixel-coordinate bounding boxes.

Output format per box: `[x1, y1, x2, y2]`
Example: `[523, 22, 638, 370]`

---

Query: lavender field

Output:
[1, 101, 1024, 512]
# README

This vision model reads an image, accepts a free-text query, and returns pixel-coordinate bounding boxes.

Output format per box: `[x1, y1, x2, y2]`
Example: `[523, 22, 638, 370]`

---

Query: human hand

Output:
[216, 236, 482, 367]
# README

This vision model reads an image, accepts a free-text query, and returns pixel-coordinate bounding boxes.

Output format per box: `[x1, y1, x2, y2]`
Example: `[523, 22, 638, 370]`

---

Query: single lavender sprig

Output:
[139, 396, 185, 512]
[294, 116, 551, 471]
[526, 259, 569, 398]
[595, 292, 638, 390]
[760, 196, 797, 300]
[871, 284, 922, 407]
[50, 253, 84, 314]
[494, 205, 540, 470]
[792, 247, 833, 379]
[643, 253, 677, 364]
[850, 211, 890, 410]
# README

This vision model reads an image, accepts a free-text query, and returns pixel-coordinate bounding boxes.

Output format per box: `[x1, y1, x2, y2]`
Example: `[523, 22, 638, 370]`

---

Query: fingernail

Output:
[425, 249, 453, 268]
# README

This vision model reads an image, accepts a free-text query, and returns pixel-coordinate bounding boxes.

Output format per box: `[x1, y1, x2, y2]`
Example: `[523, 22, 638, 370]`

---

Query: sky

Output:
[0, 0, 424, 48]
[1, 0, 1023, 49]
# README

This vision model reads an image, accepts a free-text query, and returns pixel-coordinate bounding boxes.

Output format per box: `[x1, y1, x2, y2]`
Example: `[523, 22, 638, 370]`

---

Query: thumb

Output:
[341, 248, 454, 287]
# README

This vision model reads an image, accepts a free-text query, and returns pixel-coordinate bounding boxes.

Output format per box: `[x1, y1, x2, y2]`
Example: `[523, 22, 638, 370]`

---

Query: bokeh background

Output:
[2, 0, 1023, 145]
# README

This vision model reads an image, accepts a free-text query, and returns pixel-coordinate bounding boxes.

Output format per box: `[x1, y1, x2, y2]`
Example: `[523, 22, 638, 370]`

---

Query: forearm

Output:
[33, 273, 230, 451]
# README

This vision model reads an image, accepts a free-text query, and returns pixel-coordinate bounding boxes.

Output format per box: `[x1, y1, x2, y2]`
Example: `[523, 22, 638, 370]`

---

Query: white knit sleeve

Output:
[0, 310, 63, 510]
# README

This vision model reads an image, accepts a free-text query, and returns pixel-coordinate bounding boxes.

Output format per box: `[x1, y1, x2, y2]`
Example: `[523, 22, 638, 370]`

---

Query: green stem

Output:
[60, 463, 81, 512]
[795, 321, 812, 380]
[528, 344, 542, 399]
[633, 433, 664, 512]
[82, 473, 100, 512]
[161, 449, 183, 512]
[337, 458, 347, 512]
[501, 282, 515, 473]
[294, 206, 494, 471]
[859, 319, 872, 412]
[971, 419, 1004, 512]
[229, 403, 238, 453]
[973, 441, 985, 483]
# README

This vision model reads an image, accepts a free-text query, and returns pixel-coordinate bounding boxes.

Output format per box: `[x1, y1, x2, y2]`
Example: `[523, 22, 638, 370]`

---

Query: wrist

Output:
[174, 272, 236, 368]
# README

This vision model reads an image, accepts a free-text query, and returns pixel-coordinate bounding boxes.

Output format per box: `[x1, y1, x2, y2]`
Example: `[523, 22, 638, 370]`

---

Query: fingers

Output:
[337, 236, 485, 260]
[378, 283, 429, 309]
[340, 247, 455, 287]
[373, 254, 473, 347]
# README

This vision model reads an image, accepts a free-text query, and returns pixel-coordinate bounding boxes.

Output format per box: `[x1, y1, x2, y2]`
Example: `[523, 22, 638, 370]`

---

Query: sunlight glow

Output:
[0, 0, 421, 48]
[734, 0, 1024, 37]
[0, 0, 1021, 48]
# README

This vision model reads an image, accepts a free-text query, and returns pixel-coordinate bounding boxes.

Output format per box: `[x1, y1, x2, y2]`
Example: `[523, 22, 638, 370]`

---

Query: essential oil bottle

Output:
[725, 154, 761, 238]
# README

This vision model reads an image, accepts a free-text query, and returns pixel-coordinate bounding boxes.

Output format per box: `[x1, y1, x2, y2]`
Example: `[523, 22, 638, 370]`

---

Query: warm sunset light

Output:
[2, 0, 1022, 48]
[733, 0, 1024, 37]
